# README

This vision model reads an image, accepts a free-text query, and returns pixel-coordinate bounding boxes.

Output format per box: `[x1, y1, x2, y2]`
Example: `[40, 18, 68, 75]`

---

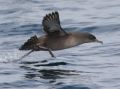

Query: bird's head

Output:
[81, 33, 103, 44]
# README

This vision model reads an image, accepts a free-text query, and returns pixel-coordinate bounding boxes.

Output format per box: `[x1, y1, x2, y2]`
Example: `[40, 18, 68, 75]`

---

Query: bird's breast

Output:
[45, 35, 80, 50]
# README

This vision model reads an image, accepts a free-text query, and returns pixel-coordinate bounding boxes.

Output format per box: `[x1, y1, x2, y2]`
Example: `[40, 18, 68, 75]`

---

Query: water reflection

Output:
[24, 69, 78, 80]
[57, 85, 91, 89]
[20, 61, 79, 80]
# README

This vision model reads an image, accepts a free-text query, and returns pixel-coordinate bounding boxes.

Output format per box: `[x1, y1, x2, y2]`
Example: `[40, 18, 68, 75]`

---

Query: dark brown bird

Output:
[19, 11, 103, 58]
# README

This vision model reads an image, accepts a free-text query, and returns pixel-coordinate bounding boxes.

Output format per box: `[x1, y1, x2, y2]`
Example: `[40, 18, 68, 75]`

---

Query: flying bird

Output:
[19, 11, 103, 59]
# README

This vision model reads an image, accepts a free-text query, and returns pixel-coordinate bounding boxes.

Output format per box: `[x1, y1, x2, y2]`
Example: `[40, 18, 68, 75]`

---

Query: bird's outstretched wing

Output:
[19, 35, 39, 50]
[42, 11, 67, 36]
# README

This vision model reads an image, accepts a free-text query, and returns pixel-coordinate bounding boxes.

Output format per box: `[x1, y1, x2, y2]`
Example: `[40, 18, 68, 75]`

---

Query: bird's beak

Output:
[95, 39, 103, 44]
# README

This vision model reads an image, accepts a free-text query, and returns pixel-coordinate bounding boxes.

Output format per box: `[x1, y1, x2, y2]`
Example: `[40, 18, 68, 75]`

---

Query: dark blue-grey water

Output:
[0, 0, 120, 89]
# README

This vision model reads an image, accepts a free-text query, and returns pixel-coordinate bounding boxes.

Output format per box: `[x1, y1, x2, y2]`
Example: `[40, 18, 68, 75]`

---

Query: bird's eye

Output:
[89, 35, 96, 40]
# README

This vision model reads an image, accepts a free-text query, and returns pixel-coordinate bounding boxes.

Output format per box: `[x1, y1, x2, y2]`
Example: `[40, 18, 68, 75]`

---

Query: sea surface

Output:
[0, 0, 120, 89]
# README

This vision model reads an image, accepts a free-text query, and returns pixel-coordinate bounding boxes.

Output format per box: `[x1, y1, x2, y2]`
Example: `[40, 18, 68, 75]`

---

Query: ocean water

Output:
[0, 0, 120, 89]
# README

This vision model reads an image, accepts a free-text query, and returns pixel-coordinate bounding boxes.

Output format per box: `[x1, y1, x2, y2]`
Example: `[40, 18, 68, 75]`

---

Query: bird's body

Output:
[43, 32, 80, 50]
[19, 11, 102, 57]
[20, 32, 99, 51]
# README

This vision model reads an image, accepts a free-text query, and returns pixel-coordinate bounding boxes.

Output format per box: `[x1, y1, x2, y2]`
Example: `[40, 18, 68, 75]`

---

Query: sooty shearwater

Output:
[19, 11, 103, 58]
